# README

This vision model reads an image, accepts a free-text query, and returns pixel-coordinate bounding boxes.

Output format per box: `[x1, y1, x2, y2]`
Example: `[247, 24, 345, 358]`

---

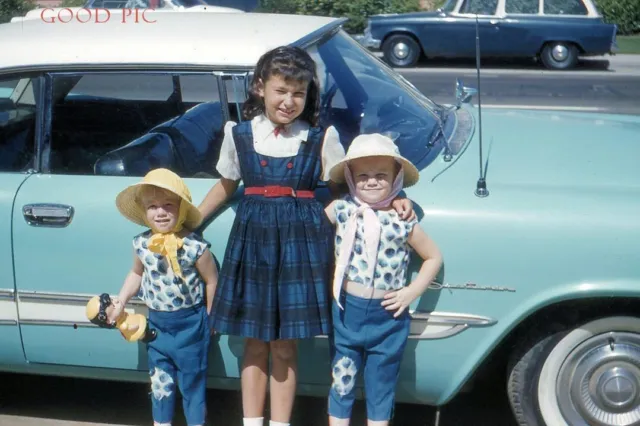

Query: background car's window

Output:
[49, 72, 226, 178]
[441, 0, 458, 12]
[506, 0, 540, 14]
[308, 31, 444, 170]
[459, 0, 499, 15]
[0, 76, 36, 173]
[544, 0, 588, 14]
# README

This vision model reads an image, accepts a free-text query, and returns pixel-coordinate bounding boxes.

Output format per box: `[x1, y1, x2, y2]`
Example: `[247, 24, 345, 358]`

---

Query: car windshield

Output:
[307, 30, 446, 168]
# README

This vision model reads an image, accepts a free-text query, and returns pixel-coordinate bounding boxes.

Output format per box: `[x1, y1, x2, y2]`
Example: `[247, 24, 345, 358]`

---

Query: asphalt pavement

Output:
[394, 54, 640, 115]
[0, 372, 516, 426]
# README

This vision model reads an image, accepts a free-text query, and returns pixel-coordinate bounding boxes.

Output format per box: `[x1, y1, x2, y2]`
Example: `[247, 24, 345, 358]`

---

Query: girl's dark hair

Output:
[242, 46, 321, 127]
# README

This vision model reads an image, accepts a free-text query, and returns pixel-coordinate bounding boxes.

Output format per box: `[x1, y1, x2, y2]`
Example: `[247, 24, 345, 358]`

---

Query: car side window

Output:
[459, 0, 499, 15]
[48, 72, 227, 178]
[506, 0, 540, 13]
[544, 0, 588, 14]
[0, 75, 37, 173]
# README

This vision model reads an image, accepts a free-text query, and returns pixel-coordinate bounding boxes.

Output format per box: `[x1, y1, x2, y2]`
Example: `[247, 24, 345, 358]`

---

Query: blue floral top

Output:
[133, 230, 211, 312]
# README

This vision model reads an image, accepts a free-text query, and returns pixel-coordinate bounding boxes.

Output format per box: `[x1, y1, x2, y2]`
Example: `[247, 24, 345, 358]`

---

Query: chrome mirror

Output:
[455, 78, 477, 108]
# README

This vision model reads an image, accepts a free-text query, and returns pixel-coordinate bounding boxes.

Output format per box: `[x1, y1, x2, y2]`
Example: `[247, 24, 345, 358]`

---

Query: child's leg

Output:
[328, 298, 366, 425]
[148, 345, 178, 426]
[242, 337, 270, 423]
[269, 339, 298, 423]
[363, 311, 411, 425]
[172, 305, 211, 426]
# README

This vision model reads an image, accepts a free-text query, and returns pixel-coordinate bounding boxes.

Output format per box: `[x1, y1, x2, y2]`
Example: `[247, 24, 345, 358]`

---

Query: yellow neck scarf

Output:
[145, 200, 189, 280]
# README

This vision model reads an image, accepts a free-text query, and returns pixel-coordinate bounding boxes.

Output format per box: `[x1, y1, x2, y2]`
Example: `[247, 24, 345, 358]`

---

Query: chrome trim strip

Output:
[19, 319, 95, 328]
[17, 291, 146, 306]
[0, 289, 15, 301]
[411, 311, 497, 327]
[0, 320, 17, 326]
[314, 311, 495, 340]
[15, 291, 496, 340]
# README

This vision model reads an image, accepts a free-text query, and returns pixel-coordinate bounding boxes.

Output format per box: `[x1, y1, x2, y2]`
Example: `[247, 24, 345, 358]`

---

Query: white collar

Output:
[253, 114, 310, 142]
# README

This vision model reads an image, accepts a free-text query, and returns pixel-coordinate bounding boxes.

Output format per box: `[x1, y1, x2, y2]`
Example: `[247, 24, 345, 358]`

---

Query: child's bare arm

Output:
[196, 250, 218, 316]
[108, 251, 143, 323]
[381, 224, 443, 317]
[198, 178, 239, 222]
[324, 200, 338, 225]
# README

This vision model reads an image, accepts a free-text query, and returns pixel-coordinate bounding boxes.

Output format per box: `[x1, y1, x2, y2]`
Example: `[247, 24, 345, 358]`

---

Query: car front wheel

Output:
[540, 42, 579, 70]
[382, 34, 420, 68]
[507, 316, 640, 425]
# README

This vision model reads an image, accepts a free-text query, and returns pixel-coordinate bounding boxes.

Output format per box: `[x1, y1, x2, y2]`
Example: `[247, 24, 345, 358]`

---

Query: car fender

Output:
[438, 278, 640, 404]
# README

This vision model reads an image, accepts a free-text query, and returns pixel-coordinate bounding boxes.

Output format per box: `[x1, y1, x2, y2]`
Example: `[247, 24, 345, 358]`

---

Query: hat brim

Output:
[115, 181, 202, 230]
[329, 153, 420, 188]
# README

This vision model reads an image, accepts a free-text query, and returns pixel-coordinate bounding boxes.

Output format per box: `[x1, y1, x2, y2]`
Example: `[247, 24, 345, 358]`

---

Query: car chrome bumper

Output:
[609, 24, 619, 55]
[355, 32, 381, 50]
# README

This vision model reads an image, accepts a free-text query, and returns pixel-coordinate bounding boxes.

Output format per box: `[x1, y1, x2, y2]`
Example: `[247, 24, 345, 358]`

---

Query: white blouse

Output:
[216, 114, 345, 182]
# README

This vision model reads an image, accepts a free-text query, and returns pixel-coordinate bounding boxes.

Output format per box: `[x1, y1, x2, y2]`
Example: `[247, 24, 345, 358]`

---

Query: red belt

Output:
[244, 185, 315, 198]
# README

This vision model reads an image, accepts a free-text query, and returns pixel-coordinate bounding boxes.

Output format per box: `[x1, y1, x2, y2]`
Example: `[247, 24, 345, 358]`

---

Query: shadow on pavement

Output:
[0, 372, 517, 426]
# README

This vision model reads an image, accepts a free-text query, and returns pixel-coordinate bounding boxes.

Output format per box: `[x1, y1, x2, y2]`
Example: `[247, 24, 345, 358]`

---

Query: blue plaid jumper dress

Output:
[210, 120, 333, 342]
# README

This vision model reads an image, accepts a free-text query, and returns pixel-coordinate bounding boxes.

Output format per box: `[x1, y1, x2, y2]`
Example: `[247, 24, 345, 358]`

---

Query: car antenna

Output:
[474, 14, 489, 198]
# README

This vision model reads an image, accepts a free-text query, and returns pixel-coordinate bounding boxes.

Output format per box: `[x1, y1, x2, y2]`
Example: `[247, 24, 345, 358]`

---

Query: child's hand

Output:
[107, 299, 124, 325]
[391, 198, 416, 222]
[381, 287, 417, 318]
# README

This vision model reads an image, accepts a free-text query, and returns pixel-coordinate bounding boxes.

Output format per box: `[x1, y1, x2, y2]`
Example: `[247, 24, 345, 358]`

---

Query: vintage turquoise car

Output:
[359, 0, 619, 69]
[1, 10, 639, 426]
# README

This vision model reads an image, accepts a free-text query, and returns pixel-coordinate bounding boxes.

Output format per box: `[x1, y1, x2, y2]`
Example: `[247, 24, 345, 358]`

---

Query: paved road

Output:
[0, 372, 516, 426]
[399, 70, 640, 115]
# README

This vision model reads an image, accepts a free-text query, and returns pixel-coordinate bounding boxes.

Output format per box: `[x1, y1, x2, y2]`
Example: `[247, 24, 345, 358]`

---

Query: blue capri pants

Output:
[328, 292, 411, 421]
[147, 303, 211, 426]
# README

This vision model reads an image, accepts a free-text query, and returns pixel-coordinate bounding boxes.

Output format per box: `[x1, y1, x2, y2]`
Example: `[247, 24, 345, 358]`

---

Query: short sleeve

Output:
[321, 126, 346, 182]
[190, 233, 212, 259]
[215, 121, 241, 181]
[405, 217, 419, 233]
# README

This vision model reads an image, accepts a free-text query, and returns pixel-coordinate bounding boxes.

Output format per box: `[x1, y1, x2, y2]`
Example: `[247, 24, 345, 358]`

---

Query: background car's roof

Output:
[0, 12, 339, 71]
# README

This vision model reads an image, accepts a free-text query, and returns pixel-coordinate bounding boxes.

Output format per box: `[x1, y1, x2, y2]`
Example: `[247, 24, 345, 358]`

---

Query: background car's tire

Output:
[539, 41, 579, 70]
[507, 316, 640, 426]
[382, 34, 421, 68]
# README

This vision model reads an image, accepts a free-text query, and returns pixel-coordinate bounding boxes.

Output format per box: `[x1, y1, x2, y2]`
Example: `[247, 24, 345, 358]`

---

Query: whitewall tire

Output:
[508, 315, 640, 426]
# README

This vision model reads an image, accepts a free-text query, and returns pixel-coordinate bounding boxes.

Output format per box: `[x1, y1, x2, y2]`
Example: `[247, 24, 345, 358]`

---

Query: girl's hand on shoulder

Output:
[381, 287, 418, 317]
[391, 197, 416, 222]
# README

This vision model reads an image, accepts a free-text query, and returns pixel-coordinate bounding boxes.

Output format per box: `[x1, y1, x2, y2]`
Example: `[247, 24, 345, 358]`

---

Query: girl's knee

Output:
[269, 339, 297, 362]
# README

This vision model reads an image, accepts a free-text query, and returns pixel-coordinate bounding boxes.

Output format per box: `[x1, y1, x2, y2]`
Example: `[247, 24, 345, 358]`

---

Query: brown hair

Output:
[243, 46, 321, 127]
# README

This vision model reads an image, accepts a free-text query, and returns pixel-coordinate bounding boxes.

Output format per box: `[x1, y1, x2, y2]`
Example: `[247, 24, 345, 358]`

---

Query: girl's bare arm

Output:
[196, 250, 219, 316]
[324, 200, 338, 225]
[107, 251, 143, 323]
[382, 225, 443, 317]
[198, 178, 240, 222]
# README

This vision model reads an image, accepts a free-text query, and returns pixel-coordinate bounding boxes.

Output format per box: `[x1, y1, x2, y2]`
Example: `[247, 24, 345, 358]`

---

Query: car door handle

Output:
[23, 203, 75, 228]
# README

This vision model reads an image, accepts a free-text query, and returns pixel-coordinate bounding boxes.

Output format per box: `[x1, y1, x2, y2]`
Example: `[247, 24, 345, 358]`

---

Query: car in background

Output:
[359, 0, 618, 69]
[81, 0, 244, 10]
[0, 10, 639, 426]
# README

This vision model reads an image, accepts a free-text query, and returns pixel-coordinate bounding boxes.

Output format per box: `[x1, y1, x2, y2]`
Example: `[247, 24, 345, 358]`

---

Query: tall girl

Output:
[198, 46, 413, 426]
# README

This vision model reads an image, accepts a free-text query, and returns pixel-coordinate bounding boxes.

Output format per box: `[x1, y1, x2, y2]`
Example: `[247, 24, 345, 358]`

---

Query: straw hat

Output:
[116, 168, 202, 230]
[329, 133, 420, 187]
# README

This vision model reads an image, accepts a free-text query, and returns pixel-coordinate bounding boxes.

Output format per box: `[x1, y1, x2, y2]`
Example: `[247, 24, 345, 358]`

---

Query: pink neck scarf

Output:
[332, 163, 404, 309]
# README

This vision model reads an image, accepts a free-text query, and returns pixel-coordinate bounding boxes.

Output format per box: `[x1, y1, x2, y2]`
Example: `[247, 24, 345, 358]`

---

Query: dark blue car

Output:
[359, 0, 618, 69]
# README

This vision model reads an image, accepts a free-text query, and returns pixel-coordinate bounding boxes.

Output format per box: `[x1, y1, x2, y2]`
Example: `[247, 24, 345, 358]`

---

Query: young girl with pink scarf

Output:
[324, 133, 444, 426]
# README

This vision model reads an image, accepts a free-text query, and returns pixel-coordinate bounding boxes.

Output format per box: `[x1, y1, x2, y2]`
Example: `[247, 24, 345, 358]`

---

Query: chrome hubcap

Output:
[557, 332, 640, 425]
[393, 42, 409, 59]
[552, 44, 569, 62]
